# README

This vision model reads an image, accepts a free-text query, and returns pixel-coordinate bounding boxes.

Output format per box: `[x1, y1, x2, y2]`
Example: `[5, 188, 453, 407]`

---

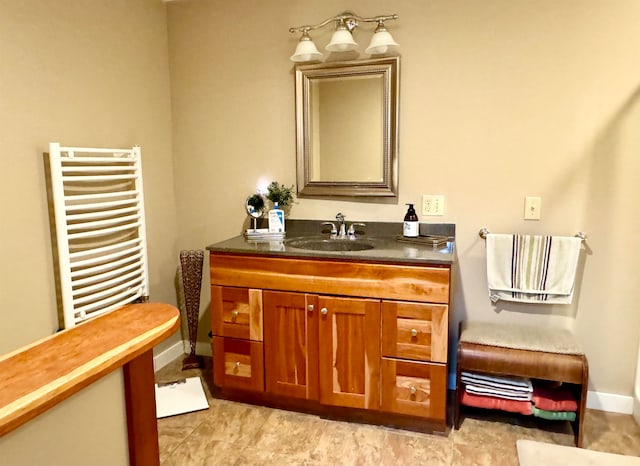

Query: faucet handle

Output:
[348, 223, 366, 236]
[335, 212, 345, 223]
[321, 222, 337, 236]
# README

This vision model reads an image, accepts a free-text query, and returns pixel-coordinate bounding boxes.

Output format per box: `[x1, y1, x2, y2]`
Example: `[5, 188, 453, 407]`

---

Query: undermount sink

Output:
[286, 237, 376, 252]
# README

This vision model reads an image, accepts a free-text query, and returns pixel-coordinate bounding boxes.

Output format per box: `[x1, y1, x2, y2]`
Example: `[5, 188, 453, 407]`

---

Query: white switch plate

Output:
[524, 196, 541, 220]
[422, 195, 445, 216]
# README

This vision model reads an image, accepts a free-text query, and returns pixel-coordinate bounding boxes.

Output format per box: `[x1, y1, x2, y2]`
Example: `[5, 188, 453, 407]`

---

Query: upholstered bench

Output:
[455, 320, 589, 447]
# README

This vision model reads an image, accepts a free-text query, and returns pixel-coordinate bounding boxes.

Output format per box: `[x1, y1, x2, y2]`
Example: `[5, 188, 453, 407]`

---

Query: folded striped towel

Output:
[461, 371, 533, 393]
[486, 234, 582, 304]
[465, 383, 533, 401]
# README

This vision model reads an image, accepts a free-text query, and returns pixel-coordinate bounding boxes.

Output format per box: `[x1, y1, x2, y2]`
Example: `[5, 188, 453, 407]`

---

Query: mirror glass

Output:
[295, 57, 399, 197]
[245, 194, 265, 231]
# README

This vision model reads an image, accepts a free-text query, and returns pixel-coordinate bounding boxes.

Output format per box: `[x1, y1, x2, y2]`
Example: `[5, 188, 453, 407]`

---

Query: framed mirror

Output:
[295, 57, 399, 197]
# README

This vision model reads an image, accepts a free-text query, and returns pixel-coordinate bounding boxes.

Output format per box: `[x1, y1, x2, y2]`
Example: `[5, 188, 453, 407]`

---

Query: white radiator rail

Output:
[73, 269, 143, 297]
[67, 222, 143, 240]
[48, 142, 150, 328]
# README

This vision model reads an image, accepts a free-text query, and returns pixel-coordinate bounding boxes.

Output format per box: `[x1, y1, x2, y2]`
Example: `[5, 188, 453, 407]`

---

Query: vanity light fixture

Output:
[290, 30, 323, 63]
[289, 11, 399, 63]
[365, 20, 400, 55]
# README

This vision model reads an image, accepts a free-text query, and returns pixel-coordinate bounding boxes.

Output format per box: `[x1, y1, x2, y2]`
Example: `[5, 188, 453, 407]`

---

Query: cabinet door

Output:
[381, 301, 448, 363]
[318, 296, 380, 409]
[212, 336, 264, 392]
[211, 286, 263, 341]
[381, 358, 447, 420]
[263, 291, 319, 400]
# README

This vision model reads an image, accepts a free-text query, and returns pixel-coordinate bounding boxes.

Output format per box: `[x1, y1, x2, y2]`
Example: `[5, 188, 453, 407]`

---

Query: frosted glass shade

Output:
[290, 36, 323, 62]
[365, 30, 399, 55]
[325, 29, 358, 52]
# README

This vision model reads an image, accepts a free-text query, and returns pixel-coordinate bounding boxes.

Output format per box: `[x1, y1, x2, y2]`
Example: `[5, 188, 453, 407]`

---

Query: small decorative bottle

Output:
[403, 203, 419, 237]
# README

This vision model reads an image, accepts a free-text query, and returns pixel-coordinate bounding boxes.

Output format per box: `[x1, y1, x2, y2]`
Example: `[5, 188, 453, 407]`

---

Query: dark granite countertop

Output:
[206, 220, 455, 266]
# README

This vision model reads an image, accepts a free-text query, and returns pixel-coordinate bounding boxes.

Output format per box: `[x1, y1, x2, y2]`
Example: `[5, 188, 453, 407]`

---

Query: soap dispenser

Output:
[403, 203, 419, 237]
[268, 202, 285, 233]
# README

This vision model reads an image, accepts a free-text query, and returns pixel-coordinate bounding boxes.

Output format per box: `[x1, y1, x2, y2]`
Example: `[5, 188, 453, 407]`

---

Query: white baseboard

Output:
[153, 340, 213, 371]
[153, 341, 185, 371]
[448, 373, 634, 414]
[586, 390, 634, 414]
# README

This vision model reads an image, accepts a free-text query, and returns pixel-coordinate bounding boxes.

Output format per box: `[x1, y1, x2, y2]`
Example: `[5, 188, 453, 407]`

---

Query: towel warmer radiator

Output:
[48, 143, 150, 329]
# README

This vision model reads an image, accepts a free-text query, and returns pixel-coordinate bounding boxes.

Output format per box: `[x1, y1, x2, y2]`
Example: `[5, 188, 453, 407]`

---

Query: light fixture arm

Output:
[289, 11, 398, 34]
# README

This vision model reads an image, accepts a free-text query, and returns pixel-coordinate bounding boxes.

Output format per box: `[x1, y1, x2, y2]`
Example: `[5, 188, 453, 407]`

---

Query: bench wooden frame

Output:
[454, 323, 589, 447]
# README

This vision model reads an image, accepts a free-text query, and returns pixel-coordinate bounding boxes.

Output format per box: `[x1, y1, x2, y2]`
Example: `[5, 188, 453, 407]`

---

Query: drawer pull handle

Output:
[308, 304, 314, 312]
[410, 328, 418, 338]
[233, 361, 240, 373]
[410, 386, 417, 395]
[231, 310, 239, 321]
[321, 307, 328, 315]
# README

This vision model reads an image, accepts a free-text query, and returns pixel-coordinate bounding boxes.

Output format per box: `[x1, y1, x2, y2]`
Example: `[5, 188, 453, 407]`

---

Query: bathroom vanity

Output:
[207, 220, 454, 432]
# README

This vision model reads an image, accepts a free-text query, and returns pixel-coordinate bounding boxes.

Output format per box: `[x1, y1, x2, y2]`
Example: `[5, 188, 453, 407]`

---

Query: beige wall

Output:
[0, 0, 178, 462]
[167, 0, 640, 396]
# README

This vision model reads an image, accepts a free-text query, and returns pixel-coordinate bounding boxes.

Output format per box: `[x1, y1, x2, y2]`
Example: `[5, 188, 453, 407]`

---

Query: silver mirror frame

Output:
[295, 57, 399, 197]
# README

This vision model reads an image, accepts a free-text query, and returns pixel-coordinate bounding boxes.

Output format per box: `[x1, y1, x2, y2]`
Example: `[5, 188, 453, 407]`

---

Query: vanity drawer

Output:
[212, 336, 264, 392]
[211, 286, 263, 341]
[380, 358, 447, 420]
[381, 301, 448, 363]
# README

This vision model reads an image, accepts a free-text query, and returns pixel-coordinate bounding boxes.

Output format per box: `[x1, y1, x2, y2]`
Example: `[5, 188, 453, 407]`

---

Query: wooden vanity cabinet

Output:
[209, 252, 451, 430]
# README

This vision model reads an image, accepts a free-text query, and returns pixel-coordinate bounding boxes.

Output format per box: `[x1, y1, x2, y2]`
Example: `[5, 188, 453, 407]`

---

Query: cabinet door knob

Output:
[321, 307, 328, 315]
[233, 361, 240, 373]
[308, 304, 314, 312]
[231, 310, 239, 321]
[410, 386, 417, 395]
[410, 328, 418, 337]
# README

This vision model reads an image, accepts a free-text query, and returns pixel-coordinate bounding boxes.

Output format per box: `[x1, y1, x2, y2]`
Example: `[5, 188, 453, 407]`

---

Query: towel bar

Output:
[478, 228, 586, 241]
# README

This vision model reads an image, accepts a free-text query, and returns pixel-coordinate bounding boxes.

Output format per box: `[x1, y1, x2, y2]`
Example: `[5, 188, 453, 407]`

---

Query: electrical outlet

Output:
[422, 195, 445, 216]
[524, 196, 541, 220]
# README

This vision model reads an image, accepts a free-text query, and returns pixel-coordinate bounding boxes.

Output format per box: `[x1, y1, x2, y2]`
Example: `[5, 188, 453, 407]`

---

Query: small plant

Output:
[266, 181, 295, 208]
[247, 193, 265, 214]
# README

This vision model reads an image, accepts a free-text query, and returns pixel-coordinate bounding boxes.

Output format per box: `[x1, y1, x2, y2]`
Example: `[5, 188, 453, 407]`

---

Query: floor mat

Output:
[517, 439, 640, 466]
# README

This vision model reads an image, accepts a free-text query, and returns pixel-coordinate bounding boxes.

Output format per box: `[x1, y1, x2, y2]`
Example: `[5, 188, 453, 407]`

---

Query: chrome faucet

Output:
[322, 213, 366, 239]
[348, 223, 366, 237]
[321, 222, 338, 236]
[335, 213, 346, 237]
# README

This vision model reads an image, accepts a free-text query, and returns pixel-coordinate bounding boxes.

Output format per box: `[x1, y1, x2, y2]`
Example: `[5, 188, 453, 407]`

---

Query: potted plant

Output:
[266, 181, 295, 211]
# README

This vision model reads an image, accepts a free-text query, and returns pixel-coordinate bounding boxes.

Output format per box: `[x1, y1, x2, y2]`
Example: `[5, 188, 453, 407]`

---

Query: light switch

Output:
[524, 196, 541, 220]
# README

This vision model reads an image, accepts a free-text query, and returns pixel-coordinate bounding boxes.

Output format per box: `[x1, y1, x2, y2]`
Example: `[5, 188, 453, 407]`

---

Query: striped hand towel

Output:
[486, 234, 582, 304]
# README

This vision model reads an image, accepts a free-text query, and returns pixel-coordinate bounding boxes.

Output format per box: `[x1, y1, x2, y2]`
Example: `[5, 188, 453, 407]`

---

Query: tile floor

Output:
[156, 356, 640, 465]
